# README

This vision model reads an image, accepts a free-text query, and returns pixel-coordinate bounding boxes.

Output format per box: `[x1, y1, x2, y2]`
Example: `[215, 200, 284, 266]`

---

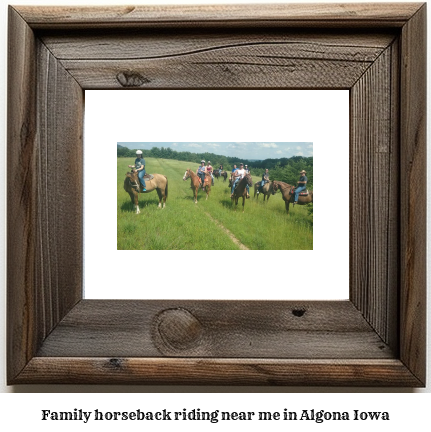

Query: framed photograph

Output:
[7, 3, 426, 386]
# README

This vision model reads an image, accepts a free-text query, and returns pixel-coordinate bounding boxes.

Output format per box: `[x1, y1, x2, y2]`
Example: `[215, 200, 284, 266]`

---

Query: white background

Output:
[85, 90, 349, 300]
[0, 0, 429, 427]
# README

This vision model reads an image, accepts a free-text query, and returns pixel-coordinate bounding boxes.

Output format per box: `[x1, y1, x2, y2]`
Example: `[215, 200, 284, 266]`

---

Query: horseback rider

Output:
[294, 170, 308, 204]
[197, 160, 207, 190]
[230, 164, 238, 182]
[244, 164, 250, 198]
[128, 150, 146, 192]
[207, 160, 214, 185]
[219, 164, 223, 177]
[258, 168, 269, 194]
[231, 162, 247, 198]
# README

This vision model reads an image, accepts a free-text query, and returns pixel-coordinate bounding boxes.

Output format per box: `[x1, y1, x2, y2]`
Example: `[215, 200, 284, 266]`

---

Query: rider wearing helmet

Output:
[197, 160, 207, 189]
[128, 150, 146, 191]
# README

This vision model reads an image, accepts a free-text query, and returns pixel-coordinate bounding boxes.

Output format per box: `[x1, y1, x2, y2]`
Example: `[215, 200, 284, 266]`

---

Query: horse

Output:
[272, 180, 313, 214]
[183, 169, 211, 203]
[214, 170, 227, 182]
[231, 173, 253, 212]
[124, 170, 168, 214]
[253, 180, 274, 201]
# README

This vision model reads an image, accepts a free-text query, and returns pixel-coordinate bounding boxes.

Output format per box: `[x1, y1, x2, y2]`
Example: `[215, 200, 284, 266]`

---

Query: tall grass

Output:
[118, 158, 312, 250]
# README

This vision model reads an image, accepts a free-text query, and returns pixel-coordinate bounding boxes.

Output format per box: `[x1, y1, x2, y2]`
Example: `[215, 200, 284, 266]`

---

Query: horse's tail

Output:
[164, 175, 168, 198]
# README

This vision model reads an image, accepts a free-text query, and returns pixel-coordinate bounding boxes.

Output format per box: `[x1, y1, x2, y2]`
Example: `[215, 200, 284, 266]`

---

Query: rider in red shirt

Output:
[206, 161, 214, 186]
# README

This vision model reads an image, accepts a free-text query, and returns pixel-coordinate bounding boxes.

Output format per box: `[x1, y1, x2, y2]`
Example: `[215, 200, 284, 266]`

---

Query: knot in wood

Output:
[108, 358, 123, 369]
[116, 71, 150, 87]
[155, 308, 203, 351]
[292, 308, 306, 317]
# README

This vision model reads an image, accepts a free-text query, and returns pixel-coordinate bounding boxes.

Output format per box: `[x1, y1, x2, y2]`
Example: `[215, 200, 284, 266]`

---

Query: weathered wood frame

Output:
[7, 4, 426, 386]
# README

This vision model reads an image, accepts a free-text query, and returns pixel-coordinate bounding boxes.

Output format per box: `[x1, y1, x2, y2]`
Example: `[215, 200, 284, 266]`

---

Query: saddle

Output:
[129, 173, 154, 190]
[290, 187, 309, 196]
[198, 176, 211, 187]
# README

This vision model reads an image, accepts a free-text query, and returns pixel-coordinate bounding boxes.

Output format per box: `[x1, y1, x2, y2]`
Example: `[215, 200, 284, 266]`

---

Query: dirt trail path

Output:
[204, 212, 249, 250]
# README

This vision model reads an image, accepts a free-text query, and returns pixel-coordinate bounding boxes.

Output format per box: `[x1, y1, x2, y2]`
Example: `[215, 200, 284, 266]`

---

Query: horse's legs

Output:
[134, 191, 140, 214]
[285, 200, 290, 214]
[155, 187, 167, 209]
[194, 186, 198, 204]
[128, 192, 135, 211]
[156, 188, 162, 208]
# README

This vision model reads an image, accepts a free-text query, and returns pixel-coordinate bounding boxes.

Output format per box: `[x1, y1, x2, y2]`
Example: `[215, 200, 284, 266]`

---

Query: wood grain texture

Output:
[350, 44, 398, 348]
[7, 6, 83, 383]
[51, 31, 393, 89]
[36, 300, 393, 359]
[7, 6, 38, 381]
[15, 3, 423, 29]
[40, 30, 395, 89]
[15, 358, 423, 386]
[7, 3, 426, 386]
[40, 31, 395, 60]
[399, 3, 427, 385]
[35, 40, 84, 335]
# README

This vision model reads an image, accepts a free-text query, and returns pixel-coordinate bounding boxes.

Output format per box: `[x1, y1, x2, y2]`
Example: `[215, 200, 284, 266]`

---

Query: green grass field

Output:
[118, 157, 313, 250]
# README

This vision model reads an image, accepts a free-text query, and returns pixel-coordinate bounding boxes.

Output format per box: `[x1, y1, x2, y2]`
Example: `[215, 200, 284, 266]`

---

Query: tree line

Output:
[118, 145, 313, 188]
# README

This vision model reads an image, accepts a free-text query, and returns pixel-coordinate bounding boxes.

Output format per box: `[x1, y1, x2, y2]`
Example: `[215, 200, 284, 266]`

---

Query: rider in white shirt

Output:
[231, 162, 246, 197]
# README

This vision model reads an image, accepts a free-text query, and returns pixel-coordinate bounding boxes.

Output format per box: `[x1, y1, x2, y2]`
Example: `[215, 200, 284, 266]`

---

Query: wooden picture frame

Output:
[7, 3, 426, 386]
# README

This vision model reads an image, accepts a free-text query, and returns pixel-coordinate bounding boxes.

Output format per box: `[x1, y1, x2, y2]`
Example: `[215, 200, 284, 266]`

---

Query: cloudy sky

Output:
[118, 142, 313, 160]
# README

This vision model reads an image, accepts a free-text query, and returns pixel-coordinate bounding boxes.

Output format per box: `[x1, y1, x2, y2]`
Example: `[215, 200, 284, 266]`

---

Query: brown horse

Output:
[253, 181, 274, 201]
[214, 170, 228, 182]
[272, 180, 313, 214]
[124, 171, 168, 214]
[183, 169, 211, 203]
[231, 173, 253, 212]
